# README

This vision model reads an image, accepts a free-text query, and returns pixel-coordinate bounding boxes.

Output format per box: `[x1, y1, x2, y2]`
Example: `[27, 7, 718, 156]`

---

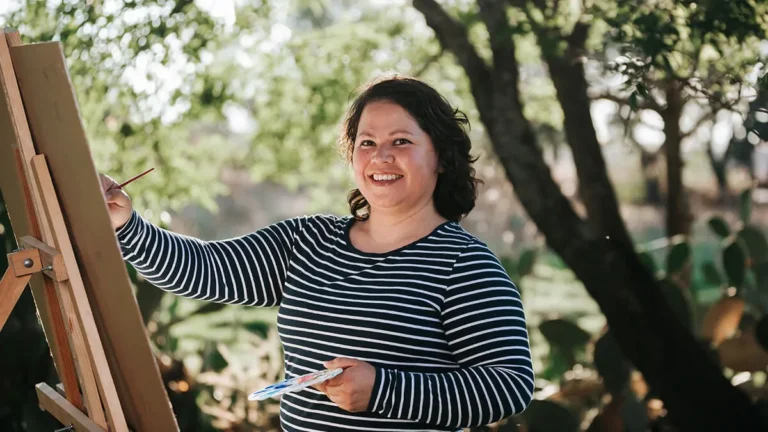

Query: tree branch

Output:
[413, 48, 445, 77]
[412, 0, 495, 123]
[477, 0, 518, 85]
[532, 16, 637, 250]
[681, 109, 716, 139]
[681, 82, 745, 139]
[591, 91, 663, 113]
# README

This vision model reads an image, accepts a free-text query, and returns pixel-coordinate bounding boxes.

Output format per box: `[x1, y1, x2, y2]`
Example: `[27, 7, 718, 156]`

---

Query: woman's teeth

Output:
[372, 174, 403, 181]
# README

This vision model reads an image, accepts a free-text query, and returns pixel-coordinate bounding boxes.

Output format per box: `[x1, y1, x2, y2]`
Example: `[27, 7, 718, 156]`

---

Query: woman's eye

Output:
[394, 138, 411, 145]
[359, 140, 374, 147]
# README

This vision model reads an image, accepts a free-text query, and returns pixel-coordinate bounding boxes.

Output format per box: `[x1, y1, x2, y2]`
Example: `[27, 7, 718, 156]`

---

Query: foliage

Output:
[496, 190, 768, 432]
[0, 0, 247, 221]
[594, 0, 768, 110]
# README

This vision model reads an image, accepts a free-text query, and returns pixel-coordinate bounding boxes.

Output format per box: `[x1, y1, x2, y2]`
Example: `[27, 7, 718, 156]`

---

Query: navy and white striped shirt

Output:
[116, 211, 534, 431]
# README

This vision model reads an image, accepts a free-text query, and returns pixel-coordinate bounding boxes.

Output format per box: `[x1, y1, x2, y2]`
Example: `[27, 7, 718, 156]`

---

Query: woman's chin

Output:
[366, 198, 408, 212]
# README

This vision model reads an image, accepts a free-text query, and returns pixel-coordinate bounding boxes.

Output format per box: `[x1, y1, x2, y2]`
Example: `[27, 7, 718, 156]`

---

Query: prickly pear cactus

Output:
[705, 187, 768, 372]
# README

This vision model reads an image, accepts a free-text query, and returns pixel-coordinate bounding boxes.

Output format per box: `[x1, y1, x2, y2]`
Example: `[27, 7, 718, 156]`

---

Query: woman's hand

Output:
[315, 357, 376, 412]
[99, 173, 133, 230]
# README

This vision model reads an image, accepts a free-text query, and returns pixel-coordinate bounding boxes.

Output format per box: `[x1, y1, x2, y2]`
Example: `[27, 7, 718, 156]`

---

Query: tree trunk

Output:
[413, 1, 766, 430]
[641, 150, 663, 205]
[662, 80, 692, 237]
[706, 140, 730, 203]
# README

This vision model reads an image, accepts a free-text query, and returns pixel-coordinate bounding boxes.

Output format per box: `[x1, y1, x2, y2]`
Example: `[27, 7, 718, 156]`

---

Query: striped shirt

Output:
[116, 211, 534, 431]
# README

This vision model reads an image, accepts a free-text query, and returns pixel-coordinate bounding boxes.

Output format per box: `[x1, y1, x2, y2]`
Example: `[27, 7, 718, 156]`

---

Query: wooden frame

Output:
[0, 29, 178, 431]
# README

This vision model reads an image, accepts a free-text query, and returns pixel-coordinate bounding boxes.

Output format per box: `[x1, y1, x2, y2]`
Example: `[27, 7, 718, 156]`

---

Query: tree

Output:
[592, 0, 767, 235]
[410, 0, 767, 430]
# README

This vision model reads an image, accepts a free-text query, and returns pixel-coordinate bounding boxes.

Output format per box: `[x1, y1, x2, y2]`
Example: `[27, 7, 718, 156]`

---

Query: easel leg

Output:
[36, 383, 103, 432]
[32, 155, 124, 431]
[42, 276, 86, 413]
[0, 30, 85, 414]
[0, 267, 31, 328]
[0, 249, 85, 413]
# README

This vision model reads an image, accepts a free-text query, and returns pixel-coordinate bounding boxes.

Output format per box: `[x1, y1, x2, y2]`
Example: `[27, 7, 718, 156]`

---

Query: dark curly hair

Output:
[339, 75, 482, 222]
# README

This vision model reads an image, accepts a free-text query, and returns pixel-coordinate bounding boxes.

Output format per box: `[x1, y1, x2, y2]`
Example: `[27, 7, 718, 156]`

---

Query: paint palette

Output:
[248, 368, 344, 401]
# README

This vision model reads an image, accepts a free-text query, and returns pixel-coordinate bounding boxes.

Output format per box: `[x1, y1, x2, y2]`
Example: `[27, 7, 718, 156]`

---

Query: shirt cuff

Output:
[367, 367, 393, 413]
[115, 209, 141, 244]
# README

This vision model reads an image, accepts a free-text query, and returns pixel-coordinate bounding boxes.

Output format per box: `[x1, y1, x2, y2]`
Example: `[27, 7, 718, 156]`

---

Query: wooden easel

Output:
[0, 29, 178, 431]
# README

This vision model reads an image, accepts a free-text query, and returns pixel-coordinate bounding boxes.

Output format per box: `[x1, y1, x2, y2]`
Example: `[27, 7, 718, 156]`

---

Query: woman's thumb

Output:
[323, 357, 358, 370]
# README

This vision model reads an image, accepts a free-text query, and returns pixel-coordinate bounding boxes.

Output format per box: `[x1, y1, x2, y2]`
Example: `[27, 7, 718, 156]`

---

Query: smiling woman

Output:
[102, 75, 534, 431]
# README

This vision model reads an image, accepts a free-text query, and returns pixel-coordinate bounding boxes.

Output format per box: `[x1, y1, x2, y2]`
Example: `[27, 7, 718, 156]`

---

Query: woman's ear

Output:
[437, 158, 447, 174]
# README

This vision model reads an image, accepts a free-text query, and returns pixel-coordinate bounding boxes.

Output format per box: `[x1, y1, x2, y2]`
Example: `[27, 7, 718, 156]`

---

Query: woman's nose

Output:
[372, 146, 394, 163]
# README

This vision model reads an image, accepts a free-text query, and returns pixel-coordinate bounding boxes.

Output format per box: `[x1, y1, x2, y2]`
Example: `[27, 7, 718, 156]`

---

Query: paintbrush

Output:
[106, 167, 154, 193]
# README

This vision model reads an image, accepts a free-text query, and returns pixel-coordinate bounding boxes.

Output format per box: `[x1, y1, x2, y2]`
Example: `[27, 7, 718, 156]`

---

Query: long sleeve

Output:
[115, 210, 311, 306]
[366, 241, 534, 429]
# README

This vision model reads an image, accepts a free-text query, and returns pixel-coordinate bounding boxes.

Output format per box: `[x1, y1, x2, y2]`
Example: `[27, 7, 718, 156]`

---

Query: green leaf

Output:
[119, 122, 134, 137]
[737, 225, 768, 262]
[541, 345, 573, 381]
[125, 263, 138, 284]
[723, 239, 747, 289]
[206, 345, 229, 372]
[637, 251, 658, 275]
[593, 330, 631, 396]
[753, 261, 768, 296]
[740, 188, 752, 223]
[241, 320, 271, 338]
[628, 91, 639, 111]
[520, 400, 579, 432]
[517, 249, 537, 277]
[659, 278, 693, 330]
[702, 261, 723, 286]
[167, 335, 179, 353]
[499, 256, 519, 279]
[168, 297, 180, 320]
[707, 216, 731, 238]
[539, 319, 591, 350]
[666, 240, 691, 274]
[636, 83, 649, 97]
[190, 302, 227, 316]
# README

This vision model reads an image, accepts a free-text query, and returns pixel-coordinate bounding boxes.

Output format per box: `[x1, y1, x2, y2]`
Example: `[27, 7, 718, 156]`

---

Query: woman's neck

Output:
[360, 201, 448, 247]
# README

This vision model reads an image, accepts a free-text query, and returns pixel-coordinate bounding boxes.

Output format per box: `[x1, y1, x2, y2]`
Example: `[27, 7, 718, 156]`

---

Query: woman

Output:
[102, 76, 534, 431]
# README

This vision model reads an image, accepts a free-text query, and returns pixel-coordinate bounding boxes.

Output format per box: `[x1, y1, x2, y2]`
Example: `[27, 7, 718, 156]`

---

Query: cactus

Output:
[701, 189, 768, 374]
[756, 316, 768, 351]
[539, 318, 591, 376]
[708, 216, 731, 238]
[723, 238, 747, 290]
[738, 225, 768, 263]
[659, 278, 694, 330]
[666, 240, 691, 275]
[638, 250, 658, 275]
[740, 188, 752, 224]
[518, 400, 580, 432]
[593, 330, 631, 396]
[701, 295, 745, 346]
[702, 261, 723, 286]
[517, 248, 537, 277]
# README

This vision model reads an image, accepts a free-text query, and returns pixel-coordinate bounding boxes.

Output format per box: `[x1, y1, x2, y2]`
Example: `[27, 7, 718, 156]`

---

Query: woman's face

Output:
[351, 100, 440, 216]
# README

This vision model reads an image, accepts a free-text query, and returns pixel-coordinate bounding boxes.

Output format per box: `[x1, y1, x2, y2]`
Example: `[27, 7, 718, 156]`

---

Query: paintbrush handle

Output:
[107, 167, 154, 192]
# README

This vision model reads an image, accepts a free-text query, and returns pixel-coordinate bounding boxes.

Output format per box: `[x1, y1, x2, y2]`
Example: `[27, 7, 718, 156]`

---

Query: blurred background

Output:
[0, 0, 767, 431]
